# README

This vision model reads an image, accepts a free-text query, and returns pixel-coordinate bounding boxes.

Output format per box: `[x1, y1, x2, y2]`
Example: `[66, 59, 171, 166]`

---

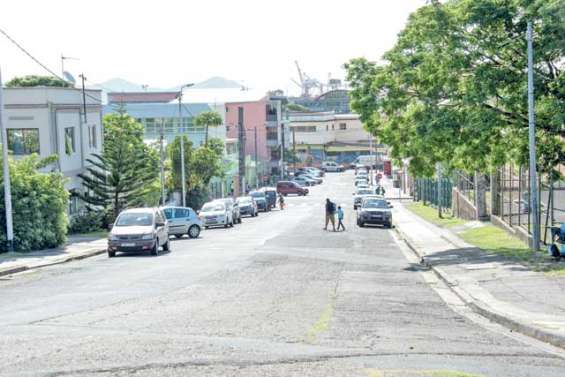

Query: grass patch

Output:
[407, 202, 466, 229]
[459, 225, 530, 260]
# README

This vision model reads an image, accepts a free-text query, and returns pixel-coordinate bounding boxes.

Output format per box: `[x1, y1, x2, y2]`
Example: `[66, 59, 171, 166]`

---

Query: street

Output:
[1, 171, 564, 377]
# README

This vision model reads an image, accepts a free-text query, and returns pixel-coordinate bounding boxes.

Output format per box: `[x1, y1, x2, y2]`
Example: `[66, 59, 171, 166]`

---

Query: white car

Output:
[353, 188, 381, 209]
[199, 201, 234, 228]
[322, 161, 344, 172]
[162, 206, 203, 239]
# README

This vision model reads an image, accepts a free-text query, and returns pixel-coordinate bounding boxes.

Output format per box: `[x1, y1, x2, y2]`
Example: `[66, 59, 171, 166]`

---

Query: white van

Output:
[322, 161, 344, 172]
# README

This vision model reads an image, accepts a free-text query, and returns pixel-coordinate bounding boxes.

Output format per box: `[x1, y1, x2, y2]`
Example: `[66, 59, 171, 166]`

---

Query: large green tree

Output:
[194, 111, 223, 146]
[167, 136, 224, 207]
[78, 112, 159, 223]
[6, 75, 71, 88]
[345, 0, 564, 177]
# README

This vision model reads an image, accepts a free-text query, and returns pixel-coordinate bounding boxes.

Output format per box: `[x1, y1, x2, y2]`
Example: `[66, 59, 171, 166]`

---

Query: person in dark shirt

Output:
[324, 198, 336, 231]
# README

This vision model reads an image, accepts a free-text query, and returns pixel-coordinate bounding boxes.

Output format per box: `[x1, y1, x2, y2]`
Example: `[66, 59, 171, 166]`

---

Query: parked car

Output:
[353, 188, 380, 209]
[199, 201, 234, 228]
[305, 167, 325, 177]
[162, 206, 202, 239]
[259, 187, 278, 209]
[292, 176, 315, 187]
[236, 196, 258, 217]
[107, 208, 170, 257]
[355, 177, 368, 186]
[218, 198, 242, 224]
[277, 181, 309, 196]
[296, 172, 322, 184]
[356, 197, 393, 228]
[322, 161, 344, 172]
[249, 190, 269, 212]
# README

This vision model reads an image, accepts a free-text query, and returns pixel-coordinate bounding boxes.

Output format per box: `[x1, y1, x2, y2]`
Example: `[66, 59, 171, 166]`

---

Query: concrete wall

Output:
[452, 188, 478, 221]
[289, 114, 369, 145]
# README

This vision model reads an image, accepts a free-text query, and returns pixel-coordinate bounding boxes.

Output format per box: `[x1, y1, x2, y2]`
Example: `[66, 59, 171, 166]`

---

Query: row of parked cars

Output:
[352, 167, 393, 228]
[106, 175, 325, 258]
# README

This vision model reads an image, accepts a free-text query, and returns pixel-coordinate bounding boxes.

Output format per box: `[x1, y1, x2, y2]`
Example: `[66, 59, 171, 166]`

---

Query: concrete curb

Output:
[393, 226, 565, 351]
[0, 248, 106, 278]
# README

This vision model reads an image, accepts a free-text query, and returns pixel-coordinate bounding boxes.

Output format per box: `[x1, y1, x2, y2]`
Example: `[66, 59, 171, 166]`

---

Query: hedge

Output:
[0, 155, 68, 252]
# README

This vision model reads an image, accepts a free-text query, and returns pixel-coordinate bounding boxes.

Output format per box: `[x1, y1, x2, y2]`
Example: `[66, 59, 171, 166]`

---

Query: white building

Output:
[288, 111, 382, 164]
[3, 87, 103, 213]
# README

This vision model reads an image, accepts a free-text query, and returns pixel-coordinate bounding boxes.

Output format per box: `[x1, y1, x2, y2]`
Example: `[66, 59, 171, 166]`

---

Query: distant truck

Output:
[383, 160, 392, 177]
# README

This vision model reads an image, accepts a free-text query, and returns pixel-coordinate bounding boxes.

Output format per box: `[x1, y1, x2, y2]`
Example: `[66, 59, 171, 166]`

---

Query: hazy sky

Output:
[1, 0, 425, 95]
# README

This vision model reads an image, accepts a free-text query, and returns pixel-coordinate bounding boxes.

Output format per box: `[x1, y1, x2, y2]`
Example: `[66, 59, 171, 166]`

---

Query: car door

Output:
[163, 208, 178, 234]
[155, 210, 167, 245]
[174, 208, 191, 233]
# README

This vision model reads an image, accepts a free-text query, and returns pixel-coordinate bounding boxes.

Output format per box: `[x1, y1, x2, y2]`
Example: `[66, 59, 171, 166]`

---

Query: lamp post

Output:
[178, 83, 194, 207]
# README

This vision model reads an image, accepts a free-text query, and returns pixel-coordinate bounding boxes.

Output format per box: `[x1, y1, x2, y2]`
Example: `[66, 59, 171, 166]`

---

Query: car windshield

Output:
[237, 197, 252, 204]
[202, 203, 225, 212]
[363, 199, 388, 209]
[250, 192, 265, 199]
[116, 212, 153, 226]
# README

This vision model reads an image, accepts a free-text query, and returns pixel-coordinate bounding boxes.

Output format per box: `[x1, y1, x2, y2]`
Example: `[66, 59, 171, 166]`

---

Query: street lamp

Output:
[178, 83, 194, 207]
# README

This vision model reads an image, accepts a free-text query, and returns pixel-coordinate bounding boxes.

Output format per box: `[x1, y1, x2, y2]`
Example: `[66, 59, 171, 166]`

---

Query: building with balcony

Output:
[225, 95, 288, 183]
[2, 86, 103, 214]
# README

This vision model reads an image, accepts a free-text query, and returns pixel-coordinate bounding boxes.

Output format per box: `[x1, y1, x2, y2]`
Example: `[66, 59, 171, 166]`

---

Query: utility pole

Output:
[237, 107, 246, 196]
[177, 83, 193, 207]
[280, 123, 285, 180]
[437, 163, 442, 218]
[159, 119, 166, 205]
[78, 74, 87, 168]
[527, 21, 540, 250]
[0, 67, 14, 252]
[254, 127, 258, 188]
[292, 128, 297, 176]
[369, 136, 374, 186]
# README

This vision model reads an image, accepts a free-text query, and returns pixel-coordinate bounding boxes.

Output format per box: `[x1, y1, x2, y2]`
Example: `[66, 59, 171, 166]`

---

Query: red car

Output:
[276, 181, 309, 196]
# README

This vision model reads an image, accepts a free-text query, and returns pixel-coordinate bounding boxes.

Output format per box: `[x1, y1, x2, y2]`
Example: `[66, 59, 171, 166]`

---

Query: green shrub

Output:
[0, 155, 68, 252]
[68, 211, 104, 234]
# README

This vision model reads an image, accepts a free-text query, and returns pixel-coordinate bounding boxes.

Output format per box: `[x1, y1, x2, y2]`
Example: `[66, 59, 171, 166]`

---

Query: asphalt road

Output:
[1, 171, 565, 377]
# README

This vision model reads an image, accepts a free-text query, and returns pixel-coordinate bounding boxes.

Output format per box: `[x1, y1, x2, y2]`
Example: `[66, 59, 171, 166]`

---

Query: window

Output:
[332, 124, 335, 130]
[326, 125, 328, 131]
[68, 196, 78, 215]
[163, 208, 173, 219]
[88, 125, 97, 149]
[339, 123, 347, 130]
[7, 128, 40, 155]
[65, 127, 75, 155]
[174, 208, 190, 218]
[293, 126, 316, 133]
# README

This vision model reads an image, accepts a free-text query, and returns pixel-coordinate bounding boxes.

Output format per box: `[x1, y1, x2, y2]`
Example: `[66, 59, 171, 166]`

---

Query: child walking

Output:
[337, 206, 346, 231]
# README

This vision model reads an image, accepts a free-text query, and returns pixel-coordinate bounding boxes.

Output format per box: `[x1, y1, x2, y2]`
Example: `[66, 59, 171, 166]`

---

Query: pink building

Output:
[225, 95, 287, 181]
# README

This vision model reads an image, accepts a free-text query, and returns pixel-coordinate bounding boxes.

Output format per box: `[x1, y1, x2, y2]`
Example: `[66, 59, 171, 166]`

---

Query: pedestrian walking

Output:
[337, 206, 346, 231]
[324, 198, 336, 232]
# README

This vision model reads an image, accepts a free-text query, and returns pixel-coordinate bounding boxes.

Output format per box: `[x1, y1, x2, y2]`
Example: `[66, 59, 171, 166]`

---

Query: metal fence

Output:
[414, 177, 453, 208]
[495, 165, 564, 245]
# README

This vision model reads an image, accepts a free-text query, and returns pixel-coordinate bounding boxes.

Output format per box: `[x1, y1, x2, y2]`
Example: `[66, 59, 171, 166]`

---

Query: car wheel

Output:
[108, 250, 116, 258]
[188, 225, 200, 238]
[174, 234, 183, 239]
[163, 238, 170, 252]
[151, 242, 159, 256]
[205, 226, 209, 230]
[224, 222, 229, 228]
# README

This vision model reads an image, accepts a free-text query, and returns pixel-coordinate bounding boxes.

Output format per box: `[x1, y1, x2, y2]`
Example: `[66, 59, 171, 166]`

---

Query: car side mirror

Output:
[389, 205, 394, 209]
[108, 223, 113, 231]
[156, 222, 165, 228]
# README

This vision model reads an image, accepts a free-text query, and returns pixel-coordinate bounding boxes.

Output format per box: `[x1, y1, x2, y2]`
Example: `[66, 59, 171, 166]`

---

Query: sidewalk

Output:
[0, 235, 107, 277]
[393, 201, 565, 349]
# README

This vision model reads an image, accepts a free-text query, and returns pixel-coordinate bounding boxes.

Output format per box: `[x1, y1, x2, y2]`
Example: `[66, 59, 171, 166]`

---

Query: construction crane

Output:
[291, 61, 322, 98]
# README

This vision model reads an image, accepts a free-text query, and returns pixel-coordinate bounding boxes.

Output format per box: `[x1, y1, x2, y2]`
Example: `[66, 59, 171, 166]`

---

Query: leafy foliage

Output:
[6, 75, 71, 88]
[167, 136, 224, 205]
[0, 155, 68, 251]
[345, 0, 564, 177]
[78, 112, 160, 224]
[68, 211, 105, 234]
[194, 110, 223, 146]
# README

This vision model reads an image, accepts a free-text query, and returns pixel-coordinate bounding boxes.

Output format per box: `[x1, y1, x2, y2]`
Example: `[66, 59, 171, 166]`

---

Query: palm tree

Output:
[194, 111, 223, 146]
